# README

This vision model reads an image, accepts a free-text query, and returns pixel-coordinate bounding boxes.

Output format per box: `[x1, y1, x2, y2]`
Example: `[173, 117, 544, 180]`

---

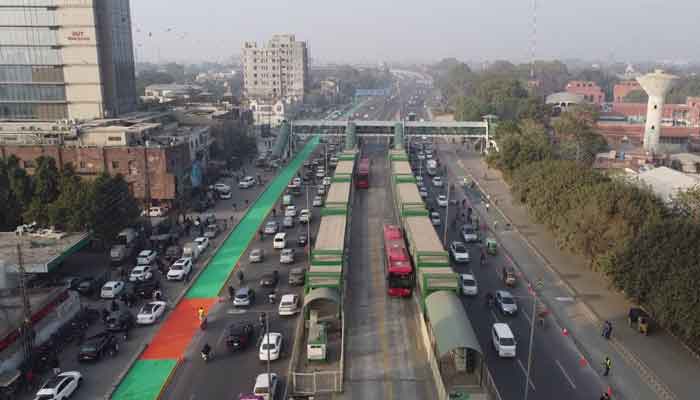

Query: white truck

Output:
[110, 228, 138, 265]
[183, 242, 201, 261]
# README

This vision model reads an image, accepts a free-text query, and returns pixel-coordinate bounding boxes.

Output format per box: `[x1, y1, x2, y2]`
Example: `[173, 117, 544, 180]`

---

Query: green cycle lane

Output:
[111, 137, 319, 400]
[186, 135, 319, 298]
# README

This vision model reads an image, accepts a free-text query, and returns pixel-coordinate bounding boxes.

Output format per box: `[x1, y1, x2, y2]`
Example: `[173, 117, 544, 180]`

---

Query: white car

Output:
[194, 237, 209, 252]
[263, 221, 279, 235]
[259, 332, 283, 361]
[315, 169, 326, 179]
[292, 177, 302, 186]
[437, 195, 448, 207]
[142, 206, 166, 217]
[322, 176, 332, 186]
[416, 176, 424, 185]
[419, 188, 428, 198]
[432, 176, 443, 187]
[450, 242, 470, 263]
[317, 186, 326, 196]
[136, 250, 157, 266]
[285, 205, 297, 217]
[213, 183, 231, 192]
[167, 257, 192, 280]
[280, 248, 295, 264]
[278, 294, 300, 316]
[417, 152, 426, 160]
[312, 196, 323, 207]
[461, 274, 478, 296]
[136, 301, 167, 325]
[253, 373, 278, 400]
[238, 176, 256, 188]
[100, 281, 125, 299]
[35, 371, 82, 400]
[129, 265, 153, 282]
[219, 190, 232, 199]
[299, 209, 311, 224]
[249, 248, 264, 263]
[273, 232, 287, 249]
[430, 212, 441, 226]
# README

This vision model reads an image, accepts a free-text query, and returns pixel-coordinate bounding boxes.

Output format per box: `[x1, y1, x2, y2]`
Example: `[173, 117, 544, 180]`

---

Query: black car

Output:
[75, 276, 106, 297]
[126, 276, 161, 298]
[259, 271, 279, 288]
[105, 309, 134, 334]
[78, 332, 118, 362]
[225, 322, 255, 351]
[297, 234, 308, 247]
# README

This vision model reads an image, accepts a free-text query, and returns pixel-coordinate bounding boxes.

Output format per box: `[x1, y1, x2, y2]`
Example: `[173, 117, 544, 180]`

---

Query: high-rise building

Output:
[0, 0, 137, 121]
[242, 34, 308, 102]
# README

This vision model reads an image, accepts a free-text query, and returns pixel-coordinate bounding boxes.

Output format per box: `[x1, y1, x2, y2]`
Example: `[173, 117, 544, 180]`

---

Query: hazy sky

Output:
[130, 0, 700, 65]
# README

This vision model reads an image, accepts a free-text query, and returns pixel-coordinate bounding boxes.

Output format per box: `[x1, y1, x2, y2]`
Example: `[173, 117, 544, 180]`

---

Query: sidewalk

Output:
[450, 148, 699, 400]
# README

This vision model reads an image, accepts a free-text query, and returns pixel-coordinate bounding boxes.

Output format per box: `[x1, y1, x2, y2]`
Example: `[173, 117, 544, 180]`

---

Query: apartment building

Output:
[242, 34, 308, 102]
[0, 0, 137, 121]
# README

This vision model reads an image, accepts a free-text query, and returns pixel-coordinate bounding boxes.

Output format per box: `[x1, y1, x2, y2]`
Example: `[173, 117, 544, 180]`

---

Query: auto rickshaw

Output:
[628, 307, 651, 335]
[486, 238, 497, 255]
[502, 267, 516, 287]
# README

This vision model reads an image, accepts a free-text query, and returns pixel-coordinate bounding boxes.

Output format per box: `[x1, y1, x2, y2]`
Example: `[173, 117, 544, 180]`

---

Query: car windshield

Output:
[81, 344, 97, 352]
[266, 222, 276, 227]
[500, 338, 516, 346]
[463, 278, 476, 286]
[501, 296, 514, 304]
[171, 264, 183, 270]
[142, 304, 156, 313]
[235, 291, 249, 299]
[454, 244, 466, 252]
[261, 343, 276, 350]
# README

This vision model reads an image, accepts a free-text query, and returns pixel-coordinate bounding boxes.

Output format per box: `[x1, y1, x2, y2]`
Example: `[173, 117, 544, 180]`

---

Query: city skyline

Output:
[131, 0, 700, 64]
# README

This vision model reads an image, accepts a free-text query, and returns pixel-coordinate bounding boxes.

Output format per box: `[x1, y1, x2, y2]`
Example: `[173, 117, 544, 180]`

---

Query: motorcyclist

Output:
[197, 306, 205, 322]
[480, 252, 486, 266]
[201, 343, 212, 360]
[228, 284, 235, 300]
[485, 292, 494, 307]
[259, 312, 267, 329]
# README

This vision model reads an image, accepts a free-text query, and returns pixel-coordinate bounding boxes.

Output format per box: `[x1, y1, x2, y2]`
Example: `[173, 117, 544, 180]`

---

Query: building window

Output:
[108, 136, 121, 141]
[128, 160, 138, 175]
[112, 161, 120, 169]
[79, 161, 86, 169]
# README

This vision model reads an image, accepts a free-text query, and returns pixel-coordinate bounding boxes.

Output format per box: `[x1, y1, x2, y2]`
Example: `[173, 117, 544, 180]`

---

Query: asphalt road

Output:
[340, 142, 436, 400]
[160, 147, 327, 400]
[413, 144, 604, 400]
[18, 158, 274, 400]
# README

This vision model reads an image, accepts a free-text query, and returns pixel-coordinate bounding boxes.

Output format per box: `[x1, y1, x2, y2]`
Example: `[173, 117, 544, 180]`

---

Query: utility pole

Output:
[443, 182, 451, 245]
[17, 243, 34, 365]
[144, 143, 152, 234]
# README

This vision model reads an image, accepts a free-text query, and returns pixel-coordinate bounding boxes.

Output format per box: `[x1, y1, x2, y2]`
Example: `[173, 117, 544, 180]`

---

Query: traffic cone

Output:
[562, 327, 569, 336]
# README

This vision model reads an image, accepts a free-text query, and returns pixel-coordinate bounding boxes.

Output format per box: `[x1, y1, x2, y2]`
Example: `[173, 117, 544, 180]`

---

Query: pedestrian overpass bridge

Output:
[272, 119, 494, 157]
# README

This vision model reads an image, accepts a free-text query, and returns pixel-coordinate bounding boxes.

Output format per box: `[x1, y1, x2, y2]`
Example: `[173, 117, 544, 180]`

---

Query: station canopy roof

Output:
[425, 291, 482, 357]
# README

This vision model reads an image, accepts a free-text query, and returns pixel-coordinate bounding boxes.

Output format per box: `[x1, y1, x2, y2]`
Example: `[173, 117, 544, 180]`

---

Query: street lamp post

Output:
[523, 283, 542, 400]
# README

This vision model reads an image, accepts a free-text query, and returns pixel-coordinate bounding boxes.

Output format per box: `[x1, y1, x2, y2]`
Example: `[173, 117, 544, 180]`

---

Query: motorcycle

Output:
[201, 350, 212, 362]
[200, 317, 208, 331]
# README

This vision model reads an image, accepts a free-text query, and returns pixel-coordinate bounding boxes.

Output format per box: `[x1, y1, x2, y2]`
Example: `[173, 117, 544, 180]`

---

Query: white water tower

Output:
[636, 70, 679, 153]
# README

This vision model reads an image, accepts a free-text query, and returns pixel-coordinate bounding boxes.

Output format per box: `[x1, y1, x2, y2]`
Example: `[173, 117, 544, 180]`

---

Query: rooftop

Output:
[635, 166, 700, 203]
[0, 230, 90, 274]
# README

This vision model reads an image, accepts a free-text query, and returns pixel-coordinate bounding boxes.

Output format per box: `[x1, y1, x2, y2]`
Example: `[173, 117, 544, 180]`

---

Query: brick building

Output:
[607, 98, 700, 126]
[0, 112, 211, 207]
[565, 81, 605, 105]
[613, 80, 642, 103]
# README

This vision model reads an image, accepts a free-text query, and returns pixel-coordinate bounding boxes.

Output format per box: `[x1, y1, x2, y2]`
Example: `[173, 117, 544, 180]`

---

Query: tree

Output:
[48, 165, 93, 232]
[89, 173, 140, 242]
[553, 106, 607, 165]
[488, 119, 553, 175]
[623, 89, 648, 103]
[454, 96, 487, 121]
[23, 156, 60, 226]
[672, 185, 700, 221]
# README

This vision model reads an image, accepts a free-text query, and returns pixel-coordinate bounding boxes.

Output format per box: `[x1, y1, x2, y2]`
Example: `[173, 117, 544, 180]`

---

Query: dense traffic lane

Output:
[160, 151, 326, 399]
[412, 148, 603, 400]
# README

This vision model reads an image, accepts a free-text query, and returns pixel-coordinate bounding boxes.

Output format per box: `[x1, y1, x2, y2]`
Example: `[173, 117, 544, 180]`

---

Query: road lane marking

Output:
[555, 359, 577, 390]
[490, 309, 500, 322]
[517, 359, 536, 392]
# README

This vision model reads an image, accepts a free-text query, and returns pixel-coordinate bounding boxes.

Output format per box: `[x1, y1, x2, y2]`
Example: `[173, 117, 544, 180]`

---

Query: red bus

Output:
[383, 224, 413, 297]
[356, 157, 370, 189]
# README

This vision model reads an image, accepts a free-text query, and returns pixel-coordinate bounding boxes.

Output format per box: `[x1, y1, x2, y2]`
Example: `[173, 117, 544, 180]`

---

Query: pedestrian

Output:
[245, 199, 249, 207]
[602, 321, 613, 339]
[232, 202, 237, 211]
[237, 269, 244, 285]
[272, 208, 277, 217]
[51, 357, 60, 376]
[494, 221, 499, 230]
[111, 299, 119, 312]
[485, 203, 490, 213]
[602, 356, 612, 376]
[228, 284, 235, 300]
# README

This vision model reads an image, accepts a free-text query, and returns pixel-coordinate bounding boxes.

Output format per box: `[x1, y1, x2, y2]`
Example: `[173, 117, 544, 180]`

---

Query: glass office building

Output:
[0, 0, 137, 121]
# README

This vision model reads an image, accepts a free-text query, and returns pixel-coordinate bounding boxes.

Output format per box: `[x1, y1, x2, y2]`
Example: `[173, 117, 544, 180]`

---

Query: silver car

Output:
[249, 248, 263, 263]
[264, 221, 279, 235]
[496, 290, 518, 315]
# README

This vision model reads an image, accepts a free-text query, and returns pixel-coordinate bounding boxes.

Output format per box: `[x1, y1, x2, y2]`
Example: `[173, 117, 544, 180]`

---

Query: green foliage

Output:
[622, 89, 648, 103]
[553, 107, 608, 165]
[90, 173, 140, 242]
[671, 185, 700, 221]
[487, 119, 553, 176]
[0, 156, 140, 240]
[667, 76, 700, 104]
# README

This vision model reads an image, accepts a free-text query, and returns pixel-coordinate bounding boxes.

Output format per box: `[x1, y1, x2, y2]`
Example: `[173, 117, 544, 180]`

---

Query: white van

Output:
[492, 323, 516, 358]
[273, 232, 287, 249]
[253, 373, 278, 400]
